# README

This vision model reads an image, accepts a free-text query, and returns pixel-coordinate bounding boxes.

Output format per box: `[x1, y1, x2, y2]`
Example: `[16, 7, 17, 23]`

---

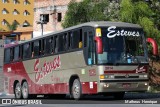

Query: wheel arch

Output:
[13, 80, 19, 94]
[69, 74, 80, 95]
[21, 79, 27, 86]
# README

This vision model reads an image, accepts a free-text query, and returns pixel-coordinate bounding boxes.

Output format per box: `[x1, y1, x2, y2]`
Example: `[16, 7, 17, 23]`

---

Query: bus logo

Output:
[34, 55, 61, 82]
[107, 26, 140, 38]
[136, 66, 146, 73]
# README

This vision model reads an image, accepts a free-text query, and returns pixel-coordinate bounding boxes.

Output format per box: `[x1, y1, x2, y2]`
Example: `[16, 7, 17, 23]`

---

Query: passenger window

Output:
[55, 36, 59, 53]
[4, 48, 11, 63]
[45, 37, 52, 54]
[10, 48, 13, 61]
[72, 30, 80, 49]
[63, 33, 68, 51]
[14, 46, 20, 61]
[23, 43, 31, 59]
[68, 32, 72, 49]
[33, 41, 40, 57]
[42, 39, 46, 55]
[79, 29, 82, 48]
[52, 36, 56, 53]
[58, 35, 64, 52]
[69, 29, 83, 49]
[84, 32, 87, 47]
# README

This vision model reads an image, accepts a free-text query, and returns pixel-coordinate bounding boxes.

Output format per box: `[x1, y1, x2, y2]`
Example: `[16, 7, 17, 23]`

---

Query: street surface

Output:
[0, 92, 160, 107]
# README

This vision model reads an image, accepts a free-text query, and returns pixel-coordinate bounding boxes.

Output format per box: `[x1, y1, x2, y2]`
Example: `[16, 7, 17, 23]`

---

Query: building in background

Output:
[33, 0, 82, 38]
[0, 0, 34, 43]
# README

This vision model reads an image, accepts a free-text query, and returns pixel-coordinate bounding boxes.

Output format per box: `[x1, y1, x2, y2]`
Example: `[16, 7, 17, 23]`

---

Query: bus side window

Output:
[4, 48, 11, 63]
[10, 48, 13, 61]
[23, 43, 31, 59]
[58, 35, 64, 52]
[13, 46, 20, 61]
[83, 32, 87, 47]
[72, 30, 80, 49]
[45, 37, 52, 54]
[63, 33, 68, 51]
[68, 32, 72, 50]
[79, 29, 82, 48]
[55, 36, 59, 53]
[52, 36, 56, 53]
[33, 40, 40, 57]
[41, 39, 46, 55]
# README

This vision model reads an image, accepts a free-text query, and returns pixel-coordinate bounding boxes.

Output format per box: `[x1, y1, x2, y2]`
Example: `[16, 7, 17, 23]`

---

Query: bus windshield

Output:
[97, 27, 148, 65]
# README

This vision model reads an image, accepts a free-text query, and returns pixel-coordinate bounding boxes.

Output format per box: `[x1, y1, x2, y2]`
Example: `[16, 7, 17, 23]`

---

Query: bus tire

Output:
[71, 79, 83, 100]
[113, 92, 125, 100]
[22, 81, 29, 99]
[14, 82, 22, 99]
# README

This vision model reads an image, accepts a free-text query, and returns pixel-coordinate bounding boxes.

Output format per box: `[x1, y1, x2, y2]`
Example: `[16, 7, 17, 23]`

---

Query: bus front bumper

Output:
[98, 79, 149, 92]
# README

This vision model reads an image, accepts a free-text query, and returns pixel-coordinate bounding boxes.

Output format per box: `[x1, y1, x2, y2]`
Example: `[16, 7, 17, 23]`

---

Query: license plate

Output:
[122, 83, 131, 88]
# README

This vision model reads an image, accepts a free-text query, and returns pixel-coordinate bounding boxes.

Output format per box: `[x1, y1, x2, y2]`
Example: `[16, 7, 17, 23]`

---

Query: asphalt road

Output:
[0, 92, 160, 107]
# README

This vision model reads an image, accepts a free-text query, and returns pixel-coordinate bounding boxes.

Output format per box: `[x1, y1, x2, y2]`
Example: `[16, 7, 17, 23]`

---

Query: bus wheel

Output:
[22, 81, 29, 99]
[72, 79, 82, 100]
[113, 92, 125, 100]
[14, 82, 22, 99]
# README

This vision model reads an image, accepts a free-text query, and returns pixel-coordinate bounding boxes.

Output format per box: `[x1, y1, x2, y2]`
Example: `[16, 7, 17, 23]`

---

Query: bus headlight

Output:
[104, 84, 110, 88]
[109, 75, 114, 79]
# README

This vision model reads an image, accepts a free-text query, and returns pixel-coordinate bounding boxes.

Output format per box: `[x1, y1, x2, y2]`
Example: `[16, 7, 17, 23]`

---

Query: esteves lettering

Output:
[34, 56, 61, 82]
[107, 26, 140, 38]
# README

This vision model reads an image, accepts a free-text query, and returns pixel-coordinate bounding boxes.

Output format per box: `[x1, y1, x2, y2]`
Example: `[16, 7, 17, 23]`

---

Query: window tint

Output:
[69, 29, 83, 49]
[4, 48, 11, 63]
[72, 30, 80, 49]
[23, 43, 31, 59]
[14, 46, 20, 61]
[45, 37, 52, 54]
[33, 40, 40, 57]
[62, 34, 68, 51]
[84, 32, 87, 47]
[41, 39, 45, 55]
[10, 48, 13, 61]
[58, 35, 64, 52]
[68, 32, 72, 49]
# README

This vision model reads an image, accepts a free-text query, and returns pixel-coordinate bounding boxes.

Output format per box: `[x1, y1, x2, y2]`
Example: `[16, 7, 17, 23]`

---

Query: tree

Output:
[0, 28, 4, 31]
[6, 21, 18, 31]
[63, 0, 160, 47]
[62, 0, 109, 28]
[120, 0, 160, 47]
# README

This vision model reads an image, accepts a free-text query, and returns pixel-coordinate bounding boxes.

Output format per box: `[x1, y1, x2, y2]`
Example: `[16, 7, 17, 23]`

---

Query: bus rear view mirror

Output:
[147, 38, 158, 56]
[95, 37, 103, 54]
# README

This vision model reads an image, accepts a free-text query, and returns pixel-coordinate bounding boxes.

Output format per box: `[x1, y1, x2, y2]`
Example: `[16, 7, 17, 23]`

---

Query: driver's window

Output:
[88, 31, 96, 65]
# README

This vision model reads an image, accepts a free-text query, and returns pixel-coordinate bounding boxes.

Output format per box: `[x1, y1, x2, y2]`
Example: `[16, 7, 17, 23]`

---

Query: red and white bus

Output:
[3, 21, 158, 100]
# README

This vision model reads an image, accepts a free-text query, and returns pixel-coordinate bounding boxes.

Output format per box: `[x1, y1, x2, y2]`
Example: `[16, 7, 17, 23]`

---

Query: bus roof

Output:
[5, 21, 142, 47]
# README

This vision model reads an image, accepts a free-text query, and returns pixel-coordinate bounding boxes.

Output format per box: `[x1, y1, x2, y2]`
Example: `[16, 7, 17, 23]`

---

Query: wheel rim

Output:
[22, 86, 27, 97]
[72, 79, 81, 99]
[15, 84, 21, 98]
[73, 83, 80, 97]
[22, 82, 28, 98]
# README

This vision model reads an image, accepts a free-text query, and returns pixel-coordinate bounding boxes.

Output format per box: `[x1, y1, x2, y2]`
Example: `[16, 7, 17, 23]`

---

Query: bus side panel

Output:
[3, 63, 16, 94]
[81, 82, 97, 94]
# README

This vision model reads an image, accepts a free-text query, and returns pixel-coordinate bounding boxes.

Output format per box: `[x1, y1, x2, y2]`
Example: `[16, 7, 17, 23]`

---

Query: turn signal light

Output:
[100, 75, 105, 79]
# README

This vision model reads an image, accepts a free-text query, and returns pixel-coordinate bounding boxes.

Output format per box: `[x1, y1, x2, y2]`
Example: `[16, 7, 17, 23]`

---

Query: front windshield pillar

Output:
[88, 35, 96, 65]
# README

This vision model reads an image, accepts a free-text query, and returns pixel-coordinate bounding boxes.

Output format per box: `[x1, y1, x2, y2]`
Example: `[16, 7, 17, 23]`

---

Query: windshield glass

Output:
[97, 27, 148, 64]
